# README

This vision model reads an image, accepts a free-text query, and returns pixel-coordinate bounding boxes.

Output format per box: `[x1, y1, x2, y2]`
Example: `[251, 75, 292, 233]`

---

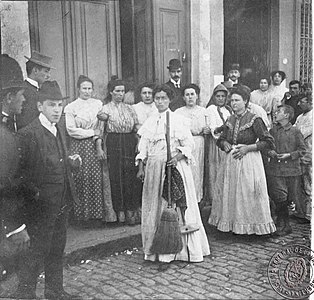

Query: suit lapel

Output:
[32, 118, 48, 167]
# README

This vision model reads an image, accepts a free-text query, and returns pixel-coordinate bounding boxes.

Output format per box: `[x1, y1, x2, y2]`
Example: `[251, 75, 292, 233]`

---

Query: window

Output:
[300, 0, 312, 84]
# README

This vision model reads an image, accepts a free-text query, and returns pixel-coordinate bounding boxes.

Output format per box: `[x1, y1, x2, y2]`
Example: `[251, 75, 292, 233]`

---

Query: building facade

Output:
[1, 0, 312, 105]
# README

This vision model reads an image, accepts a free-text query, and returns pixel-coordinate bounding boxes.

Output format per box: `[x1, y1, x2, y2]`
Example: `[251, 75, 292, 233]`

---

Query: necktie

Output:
[175, 83, 180, 89]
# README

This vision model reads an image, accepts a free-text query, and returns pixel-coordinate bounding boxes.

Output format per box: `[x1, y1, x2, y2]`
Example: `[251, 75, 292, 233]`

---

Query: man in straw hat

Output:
[165, 58, 186, 111]
[0, 54, 30, 281]
[16, 81, 81, 299]
[16, 50, 54, 130]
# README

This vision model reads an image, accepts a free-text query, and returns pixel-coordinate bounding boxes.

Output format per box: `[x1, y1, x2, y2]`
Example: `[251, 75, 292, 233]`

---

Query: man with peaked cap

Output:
[0, 54, 30, 281]
[16, 81, 81, 300]
[165, 58, 186, 111]
[16, 50, 54, 130]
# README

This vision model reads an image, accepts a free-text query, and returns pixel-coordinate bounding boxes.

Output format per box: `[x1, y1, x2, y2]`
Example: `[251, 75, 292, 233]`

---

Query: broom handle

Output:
[166, 111, 172, 208]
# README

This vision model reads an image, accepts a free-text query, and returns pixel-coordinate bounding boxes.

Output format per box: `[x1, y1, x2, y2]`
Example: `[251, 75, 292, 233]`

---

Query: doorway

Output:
[223, 0, 271, 90]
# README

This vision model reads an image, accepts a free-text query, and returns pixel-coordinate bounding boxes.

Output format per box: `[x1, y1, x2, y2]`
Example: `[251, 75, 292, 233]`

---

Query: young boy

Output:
[16, 81, 81, 299]
[266, 104, 306, 236]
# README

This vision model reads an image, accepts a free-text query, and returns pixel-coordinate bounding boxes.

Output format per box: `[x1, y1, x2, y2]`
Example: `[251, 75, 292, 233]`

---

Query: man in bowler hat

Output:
[165, 58, 186, 111]
[16, 50, 53, 130]
[16, 81, 81, 299]
[0, 54, 30, 280]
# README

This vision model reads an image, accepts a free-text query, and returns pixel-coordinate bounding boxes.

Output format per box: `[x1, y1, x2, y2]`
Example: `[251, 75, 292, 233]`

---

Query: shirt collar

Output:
[26, 78, 39, 89]
[170, 78, 181, 87]
[235, 109, 247, 119]
[2, 111, 9, 117]
[228, 78, 238, 85]
[39, 113, 56, 127]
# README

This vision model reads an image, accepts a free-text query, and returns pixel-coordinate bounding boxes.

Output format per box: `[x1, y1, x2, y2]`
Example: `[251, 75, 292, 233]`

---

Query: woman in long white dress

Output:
[268, 71, 288, 119]
[204, 84, 232, 205]
[136, 84, 210, 267]
[175, 84, 209, 203]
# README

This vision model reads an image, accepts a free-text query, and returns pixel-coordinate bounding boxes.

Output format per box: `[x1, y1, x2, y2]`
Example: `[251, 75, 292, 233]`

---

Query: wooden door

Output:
[29, 1, 121, 102]
[152, 0, 190, 84]
[223, 0, 271, 90]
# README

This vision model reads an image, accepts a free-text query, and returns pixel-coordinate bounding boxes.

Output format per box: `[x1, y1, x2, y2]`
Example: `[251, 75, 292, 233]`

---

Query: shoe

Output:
[126, 210, 136, 225]
[118, 211, 125, 223]
[45, 289, 82, 300]
[296, 218, 310, 224]
[276, 225, 292, 236]
[158, 262, 170, 272]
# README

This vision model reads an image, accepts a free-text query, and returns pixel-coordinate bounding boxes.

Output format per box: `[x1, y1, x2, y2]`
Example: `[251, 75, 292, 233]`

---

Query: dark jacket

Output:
[18, 118, 77, 222]
[165, 80, 185, 111]
[282, 94, 303, 124]
[265, 123, 306, 177]
[16, 80, 40, 130]
[0, 122, 24, 238]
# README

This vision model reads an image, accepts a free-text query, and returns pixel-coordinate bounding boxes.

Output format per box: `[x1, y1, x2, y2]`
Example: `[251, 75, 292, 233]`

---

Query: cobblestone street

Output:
[32, 219, 310, 300]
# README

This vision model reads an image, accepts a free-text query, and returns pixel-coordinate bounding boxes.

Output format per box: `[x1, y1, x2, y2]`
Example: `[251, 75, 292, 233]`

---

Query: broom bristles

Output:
[150, 207, 183, 254]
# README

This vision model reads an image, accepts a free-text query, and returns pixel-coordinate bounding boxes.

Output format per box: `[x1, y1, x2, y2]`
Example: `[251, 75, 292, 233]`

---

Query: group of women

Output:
[63, 72, 289, 265]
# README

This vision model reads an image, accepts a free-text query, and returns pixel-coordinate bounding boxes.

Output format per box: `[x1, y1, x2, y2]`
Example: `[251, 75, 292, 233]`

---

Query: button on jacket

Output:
[266, 123, 306, 177]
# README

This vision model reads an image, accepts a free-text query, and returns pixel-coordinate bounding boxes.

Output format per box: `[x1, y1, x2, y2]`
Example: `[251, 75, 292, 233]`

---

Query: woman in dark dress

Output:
[97, 79, 142, 225]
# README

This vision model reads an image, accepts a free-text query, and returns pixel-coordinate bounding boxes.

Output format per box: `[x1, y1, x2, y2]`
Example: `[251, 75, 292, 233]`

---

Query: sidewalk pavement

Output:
[0, 215, 311, 299]
[64, 224, 142, 265]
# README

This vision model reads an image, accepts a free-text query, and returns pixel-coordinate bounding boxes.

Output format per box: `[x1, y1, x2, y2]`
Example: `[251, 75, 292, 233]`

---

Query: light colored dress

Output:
[133, 102, 158, 127]
[64, 98, 116, 222]
[295, 109, 312, 220]
[175, 105, 207, 202]
[208, 110, 276, 235]
[250, 89, 274, 126]
[136, 109, 210, 262]
[248, 103, 271, 130]
[268, 81, 288, 117]
[205, 105, 231, 204]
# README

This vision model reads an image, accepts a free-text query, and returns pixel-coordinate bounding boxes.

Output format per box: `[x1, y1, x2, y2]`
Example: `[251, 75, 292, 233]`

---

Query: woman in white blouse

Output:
[136, 84, 210, 268]
[176, 84, 209, 203]
[133, 82, 157, 128]
[64, 75, 116, 226]
[205, 84, 232, 205]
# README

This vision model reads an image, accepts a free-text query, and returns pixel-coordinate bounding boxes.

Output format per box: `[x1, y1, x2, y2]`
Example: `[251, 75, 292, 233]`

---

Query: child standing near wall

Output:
[266, 104, 306, 236]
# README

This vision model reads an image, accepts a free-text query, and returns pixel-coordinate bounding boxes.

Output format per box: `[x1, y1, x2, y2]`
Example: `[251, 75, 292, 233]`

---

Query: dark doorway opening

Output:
[223, 0, 271, 90]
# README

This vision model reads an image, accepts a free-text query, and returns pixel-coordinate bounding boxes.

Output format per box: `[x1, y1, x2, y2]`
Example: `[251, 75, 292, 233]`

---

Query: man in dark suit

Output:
[0, 54, 30, 280]
[165, 59, 185, 111]
[222, 63, 241, 90]
[16, 81, 81, 300]
[282, 80, 303, 124]
[16, 50, 53, 130]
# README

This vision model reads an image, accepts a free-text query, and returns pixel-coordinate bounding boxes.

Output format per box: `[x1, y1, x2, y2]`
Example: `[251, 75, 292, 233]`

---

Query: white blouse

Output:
[64, 97, 103, 139]
[133, 102, 158, 126]
[136, 109, 194, 162]
[206, 105, 231, 139]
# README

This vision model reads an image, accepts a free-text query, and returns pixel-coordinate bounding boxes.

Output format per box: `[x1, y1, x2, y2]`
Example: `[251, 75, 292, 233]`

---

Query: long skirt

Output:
[208, 147, 276, 235]
[70, 138, 115, 221]
[142, 154, 210, 263]
[204, 134, 227, 205]
[191, 135, 204, 202]
[106, 133, 142, 213]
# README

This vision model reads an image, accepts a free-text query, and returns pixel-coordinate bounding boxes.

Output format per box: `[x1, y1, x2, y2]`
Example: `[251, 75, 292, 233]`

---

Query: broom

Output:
[150, 111, 183, 254]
